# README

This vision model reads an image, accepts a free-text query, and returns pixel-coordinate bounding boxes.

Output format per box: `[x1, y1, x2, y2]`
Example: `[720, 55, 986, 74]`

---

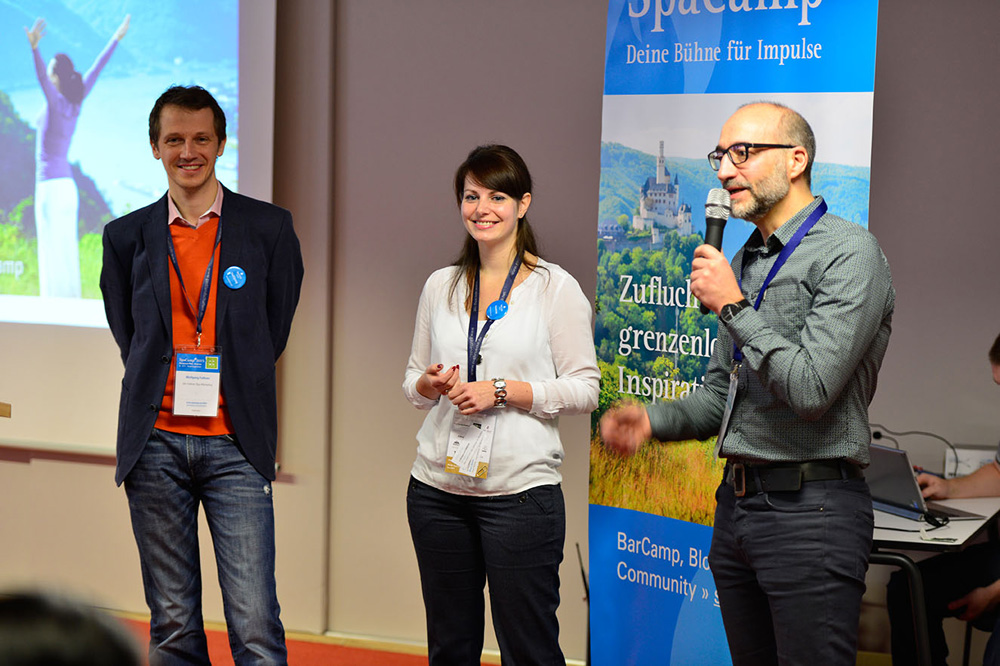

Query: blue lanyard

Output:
[467, 254, 522, 382]
[166, 219, 222, 348]
[733, 200, 827, 363]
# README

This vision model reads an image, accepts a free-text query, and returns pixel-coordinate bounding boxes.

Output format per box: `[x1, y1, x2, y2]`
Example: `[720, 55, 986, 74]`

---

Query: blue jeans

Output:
[124, 429, 286, 665]
[887, 542, 1000, 666]
[708, 476, 873, 666]
[406, 476, 566, 666]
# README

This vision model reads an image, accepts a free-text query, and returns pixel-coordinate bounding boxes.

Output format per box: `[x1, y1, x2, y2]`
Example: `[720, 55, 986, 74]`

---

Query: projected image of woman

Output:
[24, 15, 129, 298]
[402, 144, 599, 664]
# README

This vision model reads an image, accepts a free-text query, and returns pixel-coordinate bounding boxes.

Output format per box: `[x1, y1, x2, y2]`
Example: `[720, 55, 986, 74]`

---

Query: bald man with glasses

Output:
[601, 102, 895, 665]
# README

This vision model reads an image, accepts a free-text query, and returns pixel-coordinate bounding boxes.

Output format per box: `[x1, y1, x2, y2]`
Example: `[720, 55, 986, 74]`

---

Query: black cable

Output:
[876, 524, 950, 535]
[871, 430, 900, 449]
[870, 423, 961, 478]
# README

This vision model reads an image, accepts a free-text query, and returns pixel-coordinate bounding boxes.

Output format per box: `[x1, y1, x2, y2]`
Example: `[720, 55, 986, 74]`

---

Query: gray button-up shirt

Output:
[646, 196, 894, 465]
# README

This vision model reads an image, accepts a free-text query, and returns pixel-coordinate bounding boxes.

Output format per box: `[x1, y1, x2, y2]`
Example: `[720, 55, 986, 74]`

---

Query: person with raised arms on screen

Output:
[100, 85, 303, 665]
[887, 332, 1000, 666]
[25, 15, 128, 298]
[601, 101, 895, 665]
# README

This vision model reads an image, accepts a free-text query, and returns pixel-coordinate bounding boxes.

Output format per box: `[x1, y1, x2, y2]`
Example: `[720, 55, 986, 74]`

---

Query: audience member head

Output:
[990, 332, 1000, 384]
[0, 591, 142, 666]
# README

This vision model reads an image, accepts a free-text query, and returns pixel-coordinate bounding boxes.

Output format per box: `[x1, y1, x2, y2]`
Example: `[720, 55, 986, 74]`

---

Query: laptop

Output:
[867, 444, 984, 521]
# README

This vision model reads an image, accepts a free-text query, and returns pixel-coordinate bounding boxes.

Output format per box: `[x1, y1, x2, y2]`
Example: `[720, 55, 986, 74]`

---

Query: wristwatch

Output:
[492, 378, 508, 409]
[719, 298, 751, 324]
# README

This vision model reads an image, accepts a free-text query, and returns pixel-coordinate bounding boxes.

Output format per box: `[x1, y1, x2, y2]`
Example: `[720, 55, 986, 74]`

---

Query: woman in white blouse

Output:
[402, 144, 599, 664]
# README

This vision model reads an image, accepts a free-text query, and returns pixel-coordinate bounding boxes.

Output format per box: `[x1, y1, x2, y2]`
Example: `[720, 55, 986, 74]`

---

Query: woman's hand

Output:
[447, 380, 500, 415]
[114, 15, 130, 42]
[25, 18, 45, 49]
[416, 364, 459, 401]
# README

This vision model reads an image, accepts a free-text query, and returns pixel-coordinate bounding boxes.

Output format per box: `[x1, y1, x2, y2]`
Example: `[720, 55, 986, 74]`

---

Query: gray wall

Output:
[868, 1, 1000, 461]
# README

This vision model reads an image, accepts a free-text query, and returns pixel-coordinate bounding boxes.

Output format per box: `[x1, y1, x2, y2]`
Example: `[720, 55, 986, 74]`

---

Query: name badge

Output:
[445, 412, 497, 478]
[172, 347, 222, 417]
[713, 361, 740, 458]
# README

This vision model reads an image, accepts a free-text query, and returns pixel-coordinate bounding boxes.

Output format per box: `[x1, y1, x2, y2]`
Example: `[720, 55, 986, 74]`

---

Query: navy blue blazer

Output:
[100, 186, 303, 485]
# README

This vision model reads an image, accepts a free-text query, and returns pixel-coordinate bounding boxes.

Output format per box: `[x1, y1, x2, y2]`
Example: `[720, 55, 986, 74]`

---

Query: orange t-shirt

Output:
[154, 217, 234, 436]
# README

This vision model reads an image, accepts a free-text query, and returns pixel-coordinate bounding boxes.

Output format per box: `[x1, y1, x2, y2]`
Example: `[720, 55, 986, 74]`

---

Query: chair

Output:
[963, 611, 999, 666]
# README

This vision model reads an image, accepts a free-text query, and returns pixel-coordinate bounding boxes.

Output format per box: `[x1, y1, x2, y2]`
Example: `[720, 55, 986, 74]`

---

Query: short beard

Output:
[726, 163, 790, 222]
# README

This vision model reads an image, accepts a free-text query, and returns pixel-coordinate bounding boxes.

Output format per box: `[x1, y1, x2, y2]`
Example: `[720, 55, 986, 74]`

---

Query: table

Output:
[872, 497, 1000, 666]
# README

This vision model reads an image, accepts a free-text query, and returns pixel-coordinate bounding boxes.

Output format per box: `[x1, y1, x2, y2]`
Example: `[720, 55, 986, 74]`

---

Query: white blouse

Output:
[402, 259, 600, 496]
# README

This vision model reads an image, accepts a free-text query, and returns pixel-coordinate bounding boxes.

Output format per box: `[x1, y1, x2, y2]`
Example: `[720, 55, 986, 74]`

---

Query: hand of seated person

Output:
[948, 580, 1000, 622]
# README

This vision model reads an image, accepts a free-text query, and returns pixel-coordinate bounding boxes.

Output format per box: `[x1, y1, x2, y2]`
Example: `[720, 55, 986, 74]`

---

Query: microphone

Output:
[700, 188, 731, 315]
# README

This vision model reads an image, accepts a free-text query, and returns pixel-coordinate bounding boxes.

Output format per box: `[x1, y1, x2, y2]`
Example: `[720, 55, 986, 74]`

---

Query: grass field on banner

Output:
[589, 437, 723, 525]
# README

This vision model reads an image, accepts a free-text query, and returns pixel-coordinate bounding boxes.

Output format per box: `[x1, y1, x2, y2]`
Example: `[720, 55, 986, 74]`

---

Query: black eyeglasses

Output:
[707, 143, 795, 171]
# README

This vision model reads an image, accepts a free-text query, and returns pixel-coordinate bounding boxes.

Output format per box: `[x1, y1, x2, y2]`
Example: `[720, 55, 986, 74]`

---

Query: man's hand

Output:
[600, 404, 652, 456]
[690, 244, 744, 315]
[948, 582, 1000, 622]
[917, 472, 952, 500]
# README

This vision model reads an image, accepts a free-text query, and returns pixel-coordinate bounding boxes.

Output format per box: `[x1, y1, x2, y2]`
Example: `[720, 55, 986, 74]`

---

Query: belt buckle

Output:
[732, 462, 746, 498]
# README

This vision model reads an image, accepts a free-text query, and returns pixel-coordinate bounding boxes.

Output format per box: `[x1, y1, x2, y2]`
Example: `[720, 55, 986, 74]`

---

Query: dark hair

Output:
[990, 333, 1000, 367]
[449, 144, 542, 310]
[0, 591, 142, 665]
[148, 85, 227, 144]
[739, 101, 817, 187]
[51, 54, 84, 105]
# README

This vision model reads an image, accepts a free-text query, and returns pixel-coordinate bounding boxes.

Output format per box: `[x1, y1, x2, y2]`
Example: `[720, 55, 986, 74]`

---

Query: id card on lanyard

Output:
[173, 348, 222, 416]
[167, 220, 223, 417]
[714, 200, 827, 457]
[445, 255, 521, 478]
[445, 413, 496, 478]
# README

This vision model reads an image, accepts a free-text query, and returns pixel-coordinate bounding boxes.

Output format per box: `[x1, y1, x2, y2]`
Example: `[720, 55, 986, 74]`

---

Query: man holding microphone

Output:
[601, 102, 894, 665]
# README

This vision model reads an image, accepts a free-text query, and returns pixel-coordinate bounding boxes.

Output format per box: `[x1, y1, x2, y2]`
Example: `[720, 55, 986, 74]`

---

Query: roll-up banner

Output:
[590, 1, 879, 663]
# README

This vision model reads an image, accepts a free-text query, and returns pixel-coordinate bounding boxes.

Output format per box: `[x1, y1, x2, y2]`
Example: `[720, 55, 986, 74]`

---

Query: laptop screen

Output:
[867, 444, 926, 513]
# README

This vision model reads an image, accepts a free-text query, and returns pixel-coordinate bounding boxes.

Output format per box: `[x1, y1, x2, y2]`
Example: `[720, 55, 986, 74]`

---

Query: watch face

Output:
[721, 303, 742, 322]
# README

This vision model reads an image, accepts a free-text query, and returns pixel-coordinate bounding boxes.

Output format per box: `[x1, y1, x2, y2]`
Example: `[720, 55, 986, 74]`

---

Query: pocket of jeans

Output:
[523, 485, 562, 516]
[406, 476, 421, 500]
[763, 488, 825, 513]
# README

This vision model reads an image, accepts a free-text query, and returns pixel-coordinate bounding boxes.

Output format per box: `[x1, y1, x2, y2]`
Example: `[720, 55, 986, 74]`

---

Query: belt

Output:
[724, 459, 863, 497]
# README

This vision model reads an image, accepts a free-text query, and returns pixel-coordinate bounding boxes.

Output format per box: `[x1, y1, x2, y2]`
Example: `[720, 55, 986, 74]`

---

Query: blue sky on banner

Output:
[604, 0, 878, 95]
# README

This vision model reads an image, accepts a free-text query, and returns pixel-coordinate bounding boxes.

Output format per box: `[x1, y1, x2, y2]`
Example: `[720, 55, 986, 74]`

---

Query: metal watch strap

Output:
[492, 378, 507, 409]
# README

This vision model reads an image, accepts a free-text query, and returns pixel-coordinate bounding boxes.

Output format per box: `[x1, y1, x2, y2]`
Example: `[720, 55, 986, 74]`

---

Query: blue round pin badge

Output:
[486, 300, 508, 320]
[223, 266, 247, 290]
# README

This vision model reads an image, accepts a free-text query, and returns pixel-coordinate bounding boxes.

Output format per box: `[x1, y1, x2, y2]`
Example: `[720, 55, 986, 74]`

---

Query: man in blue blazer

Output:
[100, 85, 302, 665]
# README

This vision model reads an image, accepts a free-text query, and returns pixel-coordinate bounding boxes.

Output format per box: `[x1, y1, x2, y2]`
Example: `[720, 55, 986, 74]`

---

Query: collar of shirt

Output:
[743, 195, 825, 257]
[167, 185, 224, 229]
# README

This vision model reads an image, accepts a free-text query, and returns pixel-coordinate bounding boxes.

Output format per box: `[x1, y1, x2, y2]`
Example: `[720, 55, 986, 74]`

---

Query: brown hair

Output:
[148, 85, 227, 145]
[449, 144, 543, 310]
[51, 54, 83, 104]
